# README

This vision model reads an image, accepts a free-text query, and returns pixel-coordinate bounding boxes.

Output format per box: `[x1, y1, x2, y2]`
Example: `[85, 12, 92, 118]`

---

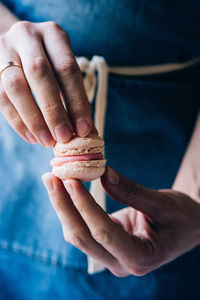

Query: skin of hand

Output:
[0, 20, 94, 146]
[42, 166, 200, 277]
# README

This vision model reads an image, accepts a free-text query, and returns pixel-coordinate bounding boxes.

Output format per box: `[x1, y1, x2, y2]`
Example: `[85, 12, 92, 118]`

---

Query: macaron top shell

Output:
[53, 134, 104, 156]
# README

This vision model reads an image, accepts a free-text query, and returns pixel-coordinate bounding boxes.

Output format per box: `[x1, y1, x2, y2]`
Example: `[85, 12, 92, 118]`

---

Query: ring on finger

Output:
[0, 61, 23, 77]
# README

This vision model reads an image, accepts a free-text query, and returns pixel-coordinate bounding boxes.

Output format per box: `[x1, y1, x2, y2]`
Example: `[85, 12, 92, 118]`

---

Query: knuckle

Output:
[66, 94, 91, 117]
[46, 21, 62, 31]
[45, 21, 70, 40]
[23, 112, 44, 132]
[52, 196, 66, 212]
[70, 94, 87, 110]
[27, 56, 48, 77]
[10, 21, 32, 34]
[158, 191, 180, 218]
[69, 232, 89, 250]
[10, 114, 24, 132]
[92, 228, 113, 245]
[55, 58, 78, 76]
[69, 98, 84, 115]
[125, 182, 144, 202]
[3, 72, 25, 93]
[42, 102, 60, 116]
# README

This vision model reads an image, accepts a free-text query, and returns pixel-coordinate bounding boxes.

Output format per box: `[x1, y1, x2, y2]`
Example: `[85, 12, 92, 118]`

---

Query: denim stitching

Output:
[0, 240, 87, 270]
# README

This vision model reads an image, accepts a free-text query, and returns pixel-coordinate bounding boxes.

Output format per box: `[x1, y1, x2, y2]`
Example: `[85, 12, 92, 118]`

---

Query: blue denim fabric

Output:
[0, 65, 200, 299]
[0, 245, 200, 300]
[2, 0, 200, 66]
[1, 1, 200, 299]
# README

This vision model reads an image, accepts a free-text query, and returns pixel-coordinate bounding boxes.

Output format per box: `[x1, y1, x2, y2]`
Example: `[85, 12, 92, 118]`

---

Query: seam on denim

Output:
[0, 240, 87, 271]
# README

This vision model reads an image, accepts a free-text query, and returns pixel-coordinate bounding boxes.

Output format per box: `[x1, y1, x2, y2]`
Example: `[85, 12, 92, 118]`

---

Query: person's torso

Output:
[2, 0, 200, 65]
[0, 1, 200, 299]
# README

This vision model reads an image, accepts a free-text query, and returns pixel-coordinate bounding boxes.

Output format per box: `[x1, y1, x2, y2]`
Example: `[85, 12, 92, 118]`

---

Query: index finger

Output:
[63, 179, 152, 274]
[42, 173, 124, 275]
[40, 22, 93, 137]
[10, 22, 73, 144]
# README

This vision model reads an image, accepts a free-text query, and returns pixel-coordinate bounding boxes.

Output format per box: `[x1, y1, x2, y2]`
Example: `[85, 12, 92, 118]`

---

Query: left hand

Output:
[42, 167, 200, 277]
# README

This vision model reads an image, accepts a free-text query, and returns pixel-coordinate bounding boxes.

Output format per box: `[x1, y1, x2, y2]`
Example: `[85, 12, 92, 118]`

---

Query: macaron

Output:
[50, 134, 106, 181]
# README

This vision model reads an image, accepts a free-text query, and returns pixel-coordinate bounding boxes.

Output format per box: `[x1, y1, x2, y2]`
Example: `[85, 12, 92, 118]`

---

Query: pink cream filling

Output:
[50, 152, 103, 167]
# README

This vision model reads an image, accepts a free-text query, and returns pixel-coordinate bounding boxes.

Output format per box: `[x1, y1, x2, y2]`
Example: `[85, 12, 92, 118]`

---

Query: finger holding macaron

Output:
[50, 134, 106, 181]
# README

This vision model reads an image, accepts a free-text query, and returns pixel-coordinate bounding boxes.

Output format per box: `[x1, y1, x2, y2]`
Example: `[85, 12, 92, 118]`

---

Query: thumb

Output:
[101, 166, 165, 220]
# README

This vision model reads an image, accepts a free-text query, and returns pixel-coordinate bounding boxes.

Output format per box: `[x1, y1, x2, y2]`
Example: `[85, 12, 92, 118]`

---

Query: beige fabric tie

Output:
[76, 55, 200, 274]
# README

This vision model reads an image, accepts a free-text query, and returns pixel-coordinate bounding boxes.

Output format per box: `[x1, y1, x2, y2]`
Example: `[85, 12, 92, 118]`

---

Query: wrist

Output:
[172, 171, 200, 204]
[172, 113, 200, 203]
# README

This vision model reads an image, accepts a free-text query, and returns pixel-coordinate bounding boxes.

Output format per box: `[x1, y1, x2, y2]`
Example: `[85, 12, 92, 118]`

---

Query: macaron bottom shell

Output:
[52, 159, 106, 182]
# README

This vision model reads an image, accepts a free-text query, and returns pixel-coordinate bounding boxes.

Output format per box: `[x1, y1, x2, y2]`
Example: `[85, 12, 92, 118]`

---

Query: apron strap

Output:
[76, 55, 200, 274]
[77, 56, 108, 273]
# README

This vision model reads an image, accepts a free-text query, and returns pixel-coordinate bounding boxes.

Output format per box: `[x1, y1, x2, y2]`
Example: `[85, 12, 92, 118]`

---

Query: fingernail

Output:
[39, 131, 55, 147]
[25, 130, 37, 144]
[76, 118, 90, 137]
[107, 167, 119, 185]
[64, 181, 74, 197]
[42, 173, 54, 191]
[55, 123, 72, 142]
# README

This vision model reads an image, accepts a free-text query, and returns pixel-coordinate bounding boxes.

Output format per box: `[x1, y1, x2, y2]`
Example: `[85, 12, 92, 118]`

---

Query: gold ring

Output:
[0, 61, 23, 76]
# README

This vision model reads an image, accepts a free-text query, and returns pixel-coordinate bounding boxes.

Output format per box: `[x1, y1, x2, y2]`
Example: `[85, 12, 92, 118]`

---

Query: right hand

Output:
[0, 21, 94, 146]
[42, 167, 200, 277]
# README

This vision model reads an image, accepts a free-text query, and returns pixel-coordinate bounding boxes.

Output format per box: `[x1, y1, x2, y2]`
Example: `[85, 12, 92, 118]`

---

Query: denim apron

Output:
[1, 0, 200, 299]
